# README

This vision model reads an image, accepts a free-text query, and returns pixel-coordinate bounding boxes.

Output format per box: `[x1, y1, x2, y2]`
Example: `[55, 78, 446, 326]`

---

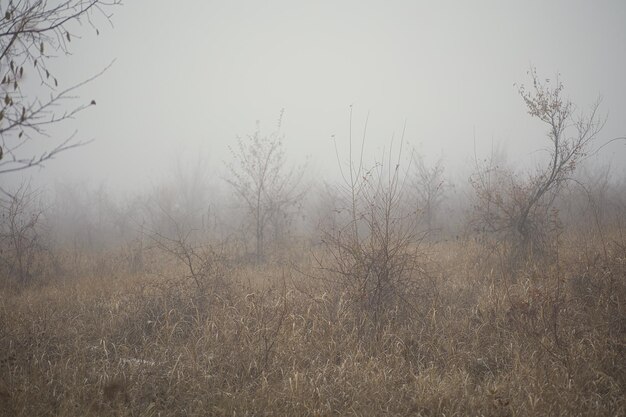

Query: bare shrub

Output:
[148, 212, 231, 300]
[315, 111, 433, 333]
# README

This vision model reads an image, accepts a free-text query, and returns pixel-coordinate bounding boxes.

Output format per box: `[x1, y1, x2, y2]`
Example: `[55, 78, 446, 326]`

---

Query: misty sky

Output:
[7, 0, 626, 191]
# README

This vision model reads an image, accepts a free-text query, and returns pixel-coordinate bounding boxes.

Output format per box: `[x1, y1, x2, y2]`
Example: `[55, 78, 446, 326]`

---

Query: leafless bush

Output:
[316, 111, 433, 332]
[148, 209, 231, 299]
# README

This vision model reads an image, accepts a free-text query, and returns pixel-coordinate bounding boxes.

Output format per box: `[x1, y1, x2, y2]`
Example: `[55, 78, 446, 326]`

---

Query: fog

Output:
[4, 2, 626, 414]
[3, 0, 625, 192]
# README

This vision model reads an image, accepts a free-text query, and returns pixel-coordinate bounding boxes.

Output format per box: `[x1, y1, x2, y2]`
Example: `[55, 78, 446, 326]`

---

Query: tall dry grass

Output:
[0, 235, 624, 416]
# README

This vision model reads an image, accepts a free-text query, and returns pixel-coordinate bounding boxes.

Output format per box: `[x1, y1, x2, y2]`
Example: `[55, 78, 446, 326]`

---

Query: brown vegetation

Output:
[0, 232, 623, 416]
[0, 68, 624, 416]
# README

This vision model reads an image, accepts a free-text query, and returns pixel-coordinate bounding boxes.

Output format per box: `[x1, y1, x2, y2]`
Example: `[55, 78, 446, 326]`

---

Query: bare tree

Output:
[471, 68, 605, 261]
[225, 111, 306, 263]
[0, 181, 47, 285]
[0, 0, 121, 178]
[410, 151, 446, 231]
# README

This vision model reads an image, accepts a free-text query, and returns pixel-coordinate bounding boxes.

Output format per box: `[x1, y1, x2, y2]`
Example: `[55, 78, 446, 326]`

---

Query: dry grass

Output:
[0, 237, 624, 416]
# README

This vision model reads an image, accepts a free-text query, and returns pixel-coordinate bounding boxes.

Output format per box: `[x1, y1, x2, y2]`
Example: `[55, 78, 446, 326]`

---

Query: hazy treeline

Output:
[1, 138, 625, 286]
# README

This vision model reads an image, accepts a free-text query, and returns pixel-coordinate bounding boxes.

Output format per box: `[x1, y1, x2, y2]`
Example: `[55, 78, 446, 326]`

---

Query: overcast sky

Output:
[7, 0, 626, 191]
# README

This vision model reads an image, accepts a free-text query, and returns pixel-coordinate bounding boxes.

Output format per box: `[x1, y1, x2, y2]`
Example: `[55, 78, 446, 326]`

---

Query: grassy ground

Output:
[0, 238, 624, 416]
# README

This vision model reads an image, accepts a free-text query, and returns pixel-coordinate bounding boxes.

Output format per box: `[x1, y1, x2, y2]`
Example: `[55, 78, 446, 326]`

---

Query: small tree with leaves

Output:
[225, 113, 306, 263]
[0, 0, 120, 179]
[471, 68, 604, 263]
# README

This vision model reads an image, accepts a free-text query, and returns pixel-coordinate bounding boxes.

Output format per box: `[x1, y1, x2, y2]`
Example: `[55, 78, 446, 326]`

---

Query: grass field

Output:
[0, 236, 624, 417]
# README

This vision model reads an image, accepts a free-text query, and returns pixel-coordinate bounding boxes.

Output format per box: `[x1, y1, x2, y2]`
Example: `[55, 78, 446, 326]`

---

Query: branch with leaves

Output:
[0, 0, 121, 175]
